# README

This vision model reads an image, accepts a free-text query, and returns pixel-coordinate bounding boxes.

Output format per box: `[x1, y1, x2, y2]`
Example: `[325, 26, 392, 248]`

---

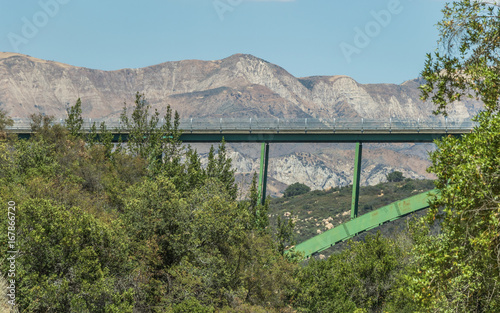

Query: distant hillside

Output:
[269, 178, 436, 258]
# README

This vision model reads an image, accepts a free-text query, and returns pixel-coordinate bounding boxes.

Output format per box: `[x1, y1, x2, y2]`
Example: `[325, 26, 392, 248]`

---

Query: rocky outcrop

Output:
[198, 144, 435, 197]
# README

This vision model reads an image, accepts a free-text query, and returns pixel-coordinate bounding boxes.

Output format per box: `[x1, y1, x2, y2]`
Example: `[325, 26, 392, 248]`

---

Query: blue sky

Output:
[0, 0, 445, 84]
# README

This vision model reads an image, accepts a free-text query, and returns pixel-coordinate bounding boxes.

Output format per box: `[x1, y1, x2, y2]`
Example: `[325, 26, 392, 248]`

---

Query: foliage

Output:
[275, 215, 296, 256]
[99, 121, 114, 158]
[30, 113, 54, 133]
[283, 182, 311, 198]
[386, 171, 404, 183]
[246, 173, 269, 232]
[412, 1, 500, 311]
[171, 298, 214, 313]
[406, 112, 500, 312]
[292, 233, 405, 313]
[65, 98, 84, 137]
[120, 92, 182, 175]
[204, 139, 238, 200]
[0, 198, 134, 312]
[0, 95, 300, 312]
[0, 107, 13, 137]
[421, 1, 500, 114]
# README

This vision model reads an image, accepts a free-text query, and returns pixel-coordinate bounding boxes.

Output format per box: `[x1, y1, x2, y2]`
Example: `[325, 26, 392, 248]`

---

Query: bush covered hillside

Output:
[270, 179, 436, 248]
[0, 96, 298, 313]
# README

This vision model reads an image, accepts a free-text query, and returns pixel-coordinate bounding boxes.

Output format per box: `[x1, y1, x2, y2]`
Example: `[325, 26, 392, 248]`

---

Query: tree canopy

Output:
[283, 182, 311, 198]
[421, 0, 500, 114]
[0, 95, 300, 313]
[408, 1, 500, 311]
[386, 171, 404, 183]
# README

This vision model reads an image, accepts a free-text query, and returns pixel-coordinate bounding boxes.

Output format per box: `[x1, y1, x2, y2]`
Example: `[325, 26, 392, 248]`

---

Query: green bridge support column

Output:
[258, 142, 265, 201]
[351, 142, 363, 219]
[258, 142, 270, 205]
[261, 143, 271, 205]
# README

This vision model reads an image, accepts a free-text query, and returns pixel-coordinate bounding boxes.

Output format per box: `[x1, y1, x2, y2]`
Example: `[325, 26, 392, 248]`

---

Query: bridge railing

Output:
[6, 117, 477, 132]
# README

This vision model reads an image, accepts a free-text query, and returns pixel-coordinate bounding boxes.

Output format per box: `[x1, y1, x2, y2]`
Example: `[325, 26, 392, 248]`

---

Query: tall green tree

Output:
[421, 0, 500, 114]
[65, 98, 84, 137]
[99, 121, 114, 158]
[411, 1, 500, 311]
[120, 92, 182, 175]
[246, 173, 269, 232]
[206, 139, 238, 200]
[0, 107, 13, 134]
[407, 112, 500, 312]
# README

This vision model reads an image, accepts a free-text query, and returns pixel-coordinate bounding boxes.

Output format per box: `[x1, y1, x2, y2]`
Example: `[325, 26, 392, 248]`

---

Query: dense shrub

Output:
[283, 182, 311, 197]
[386, 171, 404, 182]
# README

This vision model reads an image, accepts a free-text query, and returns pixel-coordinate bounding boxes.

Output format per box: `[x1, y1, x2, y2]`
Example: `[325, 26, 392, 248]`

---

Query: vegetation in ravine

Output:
[270, 178, 435, 246]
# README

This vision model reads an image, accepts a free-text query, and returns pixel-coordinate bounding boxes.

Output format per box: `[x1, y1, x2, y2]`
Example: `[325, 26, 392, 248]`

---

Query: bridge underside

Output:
[15, 130, 464, 144]
[178, 131, 458, 143]
[289, 190, 438, 258]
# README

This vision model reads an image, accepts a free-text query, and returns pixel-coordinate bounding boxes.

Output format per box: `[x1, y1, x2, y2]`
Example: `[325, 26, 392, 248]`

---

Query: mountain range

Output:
[0, 52, 483, 195]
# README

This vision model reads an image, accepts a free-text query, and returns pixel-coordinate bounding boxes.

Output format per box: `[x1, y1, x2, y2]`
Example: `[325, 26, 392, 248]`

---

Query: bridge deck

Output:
[7, 118, 474, 143]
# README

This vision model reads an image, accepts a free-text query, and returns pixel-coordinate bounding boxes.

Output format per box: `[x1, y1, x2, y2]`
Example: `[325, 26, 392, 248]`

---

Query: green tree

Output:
[0, 107, 13, 135]
[30, 113, 53, 133]
[206, 139, 238, 200]
[283, 182, 311, 197]
[99, 121, 114, 158]
[293, 233, 405, 313]
[407, 112, 500, 311]
[275, 215, 295, 256]
[87, 121, 98, 147]
[15, 137, 59, 179]
[65, 98, 84, 137]
[421, 1, 500, 114]
[0, 198, 134, 312]
[0, 109, 16, 181]
[247, 173, 269, 232]
[386, 171, 404, 183]
[410, 1, 500, 310]
[120, 92, 182, 175]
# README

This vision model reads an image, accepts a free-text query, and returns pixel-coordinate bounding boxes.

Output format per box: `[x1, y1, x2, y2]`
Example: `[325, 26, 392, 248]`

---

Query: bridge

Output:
[8, 117, 474, 257]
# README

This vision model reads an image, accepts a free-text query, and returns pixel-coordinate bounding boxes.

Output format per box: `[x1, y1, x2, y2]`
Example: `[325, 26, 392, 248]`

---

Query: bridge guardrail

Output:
[6, 117, 477, 133]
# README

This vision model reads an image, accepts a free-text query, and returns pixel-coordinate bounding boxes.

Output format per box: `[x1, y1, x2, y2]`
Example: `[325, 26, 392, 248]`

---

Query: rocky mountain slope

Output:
[0, 52, 483, 195]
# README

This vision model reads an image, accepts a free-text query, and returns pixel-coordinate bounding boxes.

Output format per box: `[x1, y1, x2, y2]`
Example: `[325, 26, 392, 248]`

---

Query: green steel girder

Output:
[290, 189, 439, 259]
[177, 133, 456, 143]
[13, 131, 464, 143]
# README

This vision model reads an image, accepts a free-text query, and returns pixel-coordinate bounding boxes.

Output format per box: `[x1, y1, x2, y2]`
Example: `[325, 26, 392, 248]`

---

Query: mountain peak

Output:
[221, 53, 271, 64]
[0, 51, 76, 69]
